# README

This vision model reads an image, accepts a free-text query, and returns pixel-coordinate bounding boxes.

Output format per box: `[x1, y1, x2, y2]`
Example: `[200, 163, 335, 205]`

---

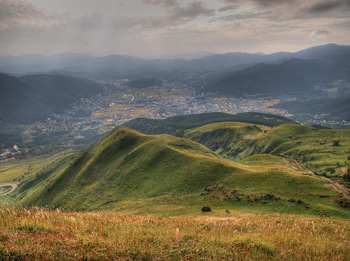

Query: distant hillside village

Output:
[0, 145, 23, 160]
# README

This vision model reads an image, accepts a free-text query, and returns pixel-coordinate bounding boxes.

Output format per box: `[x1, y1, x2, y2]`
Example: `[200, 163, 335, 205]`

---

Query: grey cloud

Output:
[221, 0, 292, 7]
[306, 0, 350, 14]
[142, 0, 179, 8]
[309, 28, 331, 38]
[220, 0, 350, 19]
[0, 0, 40, 20]
[219, 0, 296, 20]
[248, 0, 291, 8]
[222, 0, 350, 12]
[138, 1, 215, 27]
[118, 3, 214, 31]
[0, 0, 65, 28]
[314, 29, 330, 35]
[220, 0, 237, 3]
[218, 5, 238, 12]
[171, 2, 215, 19]
[212, 12, 264, 22]
[143, 0, 215, 19]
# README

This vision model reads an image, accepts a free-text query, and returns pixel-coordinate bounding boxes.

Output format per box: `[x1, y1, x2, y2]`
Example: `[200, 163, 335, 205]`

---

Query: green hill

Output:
[184, 122, 350, 187]
[123, 112, 294, 137]
[11, 127, 348, 217]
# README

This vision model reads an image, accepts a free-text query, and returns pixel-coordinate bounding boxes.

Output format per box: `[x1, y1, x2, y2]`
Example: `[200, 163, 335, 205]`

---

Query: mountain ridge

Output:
[1, 43, 348, 80]
[204, 57, 348, 96]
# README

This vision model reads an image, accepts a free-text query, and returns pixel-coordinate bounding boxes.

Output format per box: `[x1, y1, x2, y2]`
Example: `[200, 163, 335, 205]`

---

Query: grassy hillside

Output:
[8, 127, 348, 218]
[1, 206, 349, 260]
[184, 122, 350, 188]
[123, 112, 294, 137]
[185, 122, 271, 156]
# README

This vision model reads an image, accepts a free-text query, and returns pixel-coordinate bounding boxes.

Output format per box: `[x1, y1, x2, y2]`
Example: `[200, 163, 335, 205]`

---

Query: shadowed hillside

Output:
[204, 58, 342, 96]
[275, 97, 350, 122]
[0, 73, 101, 123]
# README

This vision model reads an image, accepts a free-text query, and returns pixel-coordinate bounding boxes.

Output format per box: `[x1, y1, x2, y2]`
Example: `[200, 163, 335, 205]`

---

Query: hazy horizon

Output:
[0, 0, 349, 57]
[0, 42, 348, 60]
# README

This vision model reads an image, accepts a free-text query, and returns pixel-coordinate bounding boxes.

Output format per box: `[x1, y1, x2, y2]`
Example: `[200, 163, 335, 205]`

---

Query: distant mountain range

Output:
[0, 43, 347, 77]
[205, 58, 335, 96]
[1, 43, 349, 98]
[205, 44, 350, 97]
[0, 73, 101, 122]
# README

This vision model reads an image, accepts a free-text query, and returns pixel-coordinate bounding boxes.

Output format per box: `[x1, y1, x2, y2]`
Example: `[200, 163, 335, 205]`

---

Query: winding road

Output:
[0, 183, 18, 196]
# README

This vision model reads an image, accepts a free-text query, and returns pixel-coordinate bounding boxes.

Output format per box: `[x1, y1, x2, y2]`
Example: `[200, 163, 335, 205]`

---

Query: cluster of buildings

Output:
[0, 145, 22, 160]
[20, 80, 292, 149]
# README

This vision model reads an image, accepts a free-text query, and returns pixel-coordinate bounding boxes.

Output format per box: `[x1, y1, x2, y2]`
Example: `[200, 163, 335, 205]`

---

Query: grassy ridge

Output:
[123, 112, 294, 137]
[10, 128, 348, 218]
[185, 122, 270, 157]
[185, 122, 350, 187]
[0, 205, 349, 260]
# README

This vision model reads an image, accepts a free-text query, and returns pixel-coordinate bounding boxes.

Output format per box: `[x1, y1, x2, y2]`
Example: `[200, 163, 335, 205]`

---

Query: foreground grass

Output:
[0, 205, 349, 260]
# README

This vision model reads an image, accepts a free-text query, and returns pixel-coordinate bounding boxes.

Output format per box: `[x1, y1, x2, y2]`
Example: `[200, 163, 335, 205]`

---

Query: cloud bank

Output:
[0, 0, 349, 56]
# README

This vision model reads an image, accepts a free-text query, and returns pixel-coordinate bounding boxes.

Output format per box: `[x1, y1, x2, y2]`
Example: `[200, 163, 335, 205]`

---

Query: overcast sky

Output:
[0, 0, 349, 57]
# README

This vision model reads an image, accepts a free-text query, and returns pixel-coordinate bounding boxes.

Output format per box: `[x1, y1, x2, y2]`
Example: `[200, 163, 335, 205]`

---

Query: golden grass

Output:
[1, 205, 349, 260]
[185, 122, 271, 136]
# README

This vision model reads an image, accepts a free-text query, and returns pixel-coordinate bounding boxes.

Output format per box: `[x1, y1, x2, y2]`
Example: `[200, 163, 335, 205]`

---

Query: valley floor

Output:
[0, 205, 349, 260]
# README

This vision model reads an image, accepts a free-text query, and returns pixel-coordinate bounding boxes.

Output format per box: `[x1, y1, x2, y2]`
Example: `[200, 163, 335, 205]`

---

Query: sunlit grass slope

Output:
[185, 122, 271, 157]
[16, 128, 348, 217]
[185, 122, 350, 186]
[1, 205, 349, 260]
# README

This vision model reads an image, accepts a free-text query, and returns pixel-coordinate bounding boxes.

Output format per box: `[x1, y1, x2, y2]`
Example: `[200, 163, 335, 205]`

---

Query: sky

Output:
[0, 0, 349, 57]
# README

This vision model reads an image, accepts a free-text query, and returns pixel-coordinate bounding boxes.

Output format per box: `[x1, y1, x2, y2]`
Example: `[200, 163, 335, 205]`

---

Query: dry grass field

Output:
[0, 205, 349, 260]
